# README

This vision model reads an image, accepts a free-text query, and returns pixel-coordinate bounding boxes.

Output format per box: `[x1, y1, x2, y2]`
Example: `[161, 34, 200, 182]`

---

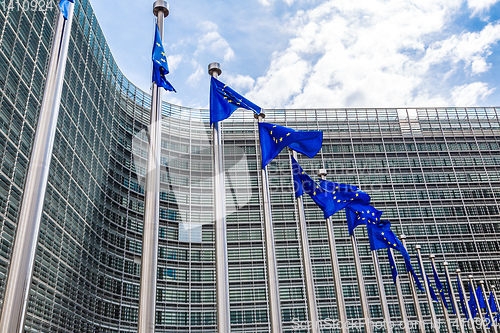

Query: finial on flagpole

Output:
[318, 169, 327, 178]
[208, 62, 222, 78]
[443, 261, 448, 266]
[468, 275, 474, 279]
[415, 245, 421, 250]
[430, 254, 435, 259]
[153, 1, 169, 17]
[456, 268, 461, 273]
[400, 234, 406, 239]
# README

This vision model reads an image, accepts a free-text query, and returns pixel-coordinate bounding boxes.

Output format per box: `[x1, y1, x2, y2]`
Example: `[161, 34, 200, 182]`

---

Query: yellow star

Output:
[273, 125, 276, 128]
[313, 192, 316, 195]
[161, 52, 166, 57]
[280, 138, 283, 142]
[287, 133, 291, 136]
[381, 232, 384, 235]
[270, 131, 273, 135]
[356, 193, 359, 197]
[156, 43, 161, 47]
[337, 200, 341, 203]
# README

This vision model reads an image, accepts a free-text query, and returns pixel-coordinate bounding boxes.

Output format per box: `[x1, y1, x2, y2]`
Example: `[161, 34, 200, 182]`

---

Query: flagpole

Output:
[289, 151, 319, 332]
[480, 281, 497, 333]
[443, 262, 466, 333]
[0, 2, 74, 332]
[469, 276, 488, 333]
[208, 62, 231, 333]
[400, 236, 425, 333]
[456, 269, 477, 333]
[492, 286, 500, 329]
[351, 232, 371, 332]
[415, 245, 439, 333]
[429, 255, 452, 333]
[137, 3, 169, 333]
[372, 250, 391, 333]
[318, 169, 348, 333]
[255, 113, 282, 333]
[390, 248, 411, 333]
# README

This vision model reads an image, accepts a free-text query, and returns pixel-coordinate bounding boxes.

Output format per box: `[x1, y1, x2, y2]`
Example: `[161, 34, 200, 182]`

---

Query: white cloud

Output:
[186, 62, 204, 86]
[451, 82, 494, 105]
[224, 74, 256, 92]
[167, 55, 183, 72]
[248, 0, 500, 108]
[467, 0, 500, 17]
[195, 21, 235, 62]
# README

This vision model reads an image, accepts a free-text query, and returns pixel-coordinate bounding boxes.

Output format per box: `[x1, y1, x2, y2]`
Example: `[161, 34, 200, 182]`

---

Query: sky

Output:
[91, 0, 500, 110]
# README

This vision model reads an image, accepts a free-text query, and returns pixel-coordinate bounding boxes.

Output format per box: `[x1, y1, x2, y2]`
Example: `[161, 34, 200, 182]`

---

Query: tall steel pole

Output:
[443, 262, 465, 333]
[0, 3, 74, 332]
[429, 255, 452, 333]
[372, 250, 391, 333]
[351, 233, 371, 332]
[400, 236, 425, 333]
[480, 281, 497, 333]
[415, 245, 439, 333]
[137, 2, 169, 332]
[291, 151, 319, 333]
[456, 269, 476, 333]
[469, 276, 487, 333]
[390, 248, 411, 333]
[318, 169, 348, 333]
[255, 113, 283, 333]
[209, 62, 231, 333]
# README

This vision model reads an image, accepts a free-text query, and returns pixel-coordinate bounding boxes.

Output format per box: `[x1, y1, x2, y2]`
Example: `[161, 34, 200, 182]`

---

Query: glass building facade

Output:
[0, 1, 499, 332]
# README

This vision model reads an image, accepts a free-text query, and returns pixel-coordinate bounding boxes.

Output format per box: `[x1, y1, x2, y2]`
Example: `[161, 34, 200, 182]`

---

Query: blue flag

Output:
[210, 77, 261, 125]
[260, 123, 322, 168]
[444, 267, 456, 314]
[388, 249, 398, 284]
[417, 255, 438, 302]
[59, 0, 74, 20]
[469, 284, 478, 318]
[431, 261, 448, 308]
[292, 158, 357, 219]
[405, 258, 425, 292]
[152, 25, 176, 92]
[366, 220, 411, 263]
[345, 202, 381, 236]
[457, 276, 469, 320]
[477, 286, 487, 308]
[490, 292, 498, 313]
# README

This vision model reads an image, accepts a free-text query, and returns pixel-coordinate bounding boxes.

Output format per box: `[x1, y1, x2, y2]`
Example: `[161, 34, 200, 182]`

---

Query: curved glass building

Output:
[0, 1, 499, 332]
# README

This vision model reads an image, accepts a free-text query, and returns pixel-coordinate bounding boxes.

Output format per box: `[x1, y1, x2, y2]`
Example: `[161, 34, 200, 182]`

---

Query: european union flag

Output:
[387, 249, 398, 284]
[405, 257, 424, 292]
[431, 261, 448, 308]
[152, 25, 176, 92]
[366, 220, 411, 263]
[486, 293, 496, 328]
[260, 123, 322, 168]
[458, 275, 469, 320]
[477, 286, 487, 308]
[444, 267, 456, 314]
[59, 0, 74, 20]
[469, 284, 478, 318]
[210, 77, 261, 125]
[345, 202, 381, 236]
[417, 255, 438, 302]
[319, 180, 359, 193]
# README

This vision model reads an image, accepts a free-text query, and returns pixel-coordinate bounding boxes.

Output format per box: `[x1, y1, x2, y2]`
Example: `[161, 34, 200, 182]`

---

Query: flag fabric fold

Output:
[261, 123, 322, 168]
[444, 268, 456, 314]
[458, 276, 469, 320]
[431, 261, 448, 308]
[477, 286, 487, 308]
[388, 249, 398, 284]
[366, 220, 411, 263]
[210, 77, 261, 125]
[59, 0, 74, 20]
[345, 202, 381, 236]
[152, 25, 176, 92]
[469, 284, 478, 318]
[405, 258, 424, 292]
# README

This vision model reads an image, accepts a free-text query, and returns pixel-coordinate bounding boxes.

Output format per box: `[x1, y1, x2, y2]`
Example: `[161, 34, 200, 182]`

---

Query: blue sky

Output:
[91, 0, 500, 109]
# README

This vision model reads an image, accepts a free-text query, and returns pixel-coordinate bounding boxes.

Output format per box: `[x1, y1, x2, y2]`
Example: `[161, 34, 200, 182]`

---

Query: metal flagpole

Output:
[0, 2, 75, 332]
[137, 2, 170, 333]
[469, 276, 488, 333]
[415, 245, 439, 333]
[401, 236, 425, 333]
[456, 269, 477, 333]
[208, 62, 231, 333]
[443, 262, 466, 333]
[351, 232, 371, 332]
[480, 281, 497, 333]
[390, 248, 411, 333]
[372, 250, 391, 333]
[492, 286, 500, 330]
[318, 169, 348, 333]
[256, 113, 282, 333]
[291, 151, 319, 333]
[429, 255, 452, 333]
